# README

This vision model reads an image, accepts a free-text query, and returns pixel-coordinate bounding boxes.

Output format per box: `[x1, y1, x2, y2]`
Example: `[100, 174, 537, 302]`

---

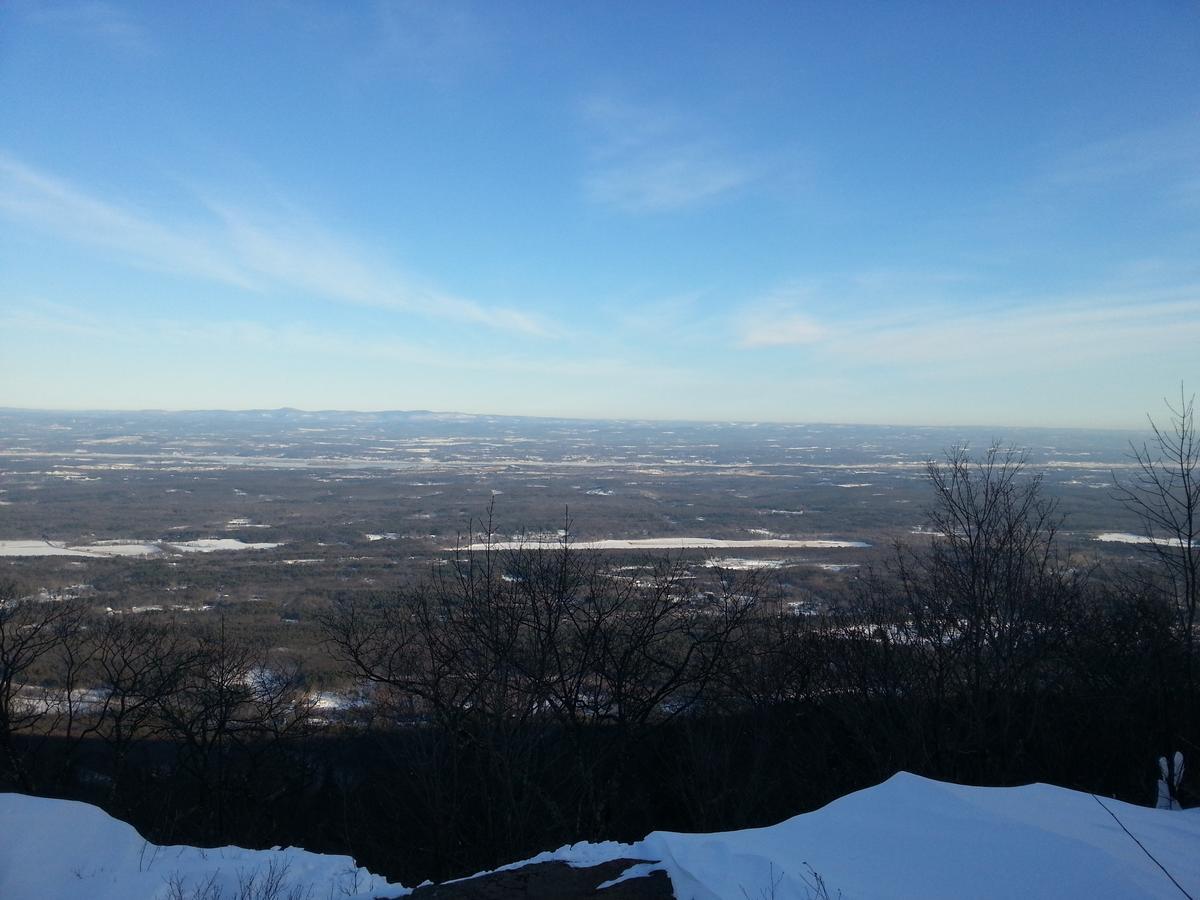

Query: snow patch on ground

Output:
[456, 537, 869, 551]
[704, 557, 791, 570]
[0, 540, 161, 558]
[166, 539, 282, 553]
[0, 539, 282, 557]
[1094, 532, 1189, 548]
[86, 541, 165, 557]
[0, 540, 96, 558]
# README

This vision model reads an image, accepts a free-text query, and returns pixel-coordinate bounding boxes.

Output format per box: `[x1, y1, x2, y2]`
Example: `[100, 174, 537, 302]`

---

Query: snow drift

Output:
[620, 773, 1200, 899]
[2, 773, 1198, 899]
[0, 793, 405, 899]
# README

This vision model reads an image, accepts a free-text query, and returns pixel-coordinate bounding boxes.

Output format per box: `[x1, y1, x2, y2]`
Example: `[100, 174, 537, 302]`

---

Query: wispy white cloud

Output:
[585, 152, 757, 214]
[188, 319, 677, 381]
[0, 156, 255, 288]
[202, 202, 554, 335]
[843, 293, 1200, 369]
[1046, 118, 1200, 189]
[736, 283, 829, 348]
[848, 268, 974, 293]
[735, 279, 1200, 372]
[580, 96, 761, 213]
[740, 314, 828, 348]
[0, 301, 678, 383]
[0, 297, 123, 341]
[1035, 117, 1200, 215]
[0, 154, 555, 337]
[614, 292, 703, 333]
[351, 0, 497, 85]
[21, 1, 155, 56]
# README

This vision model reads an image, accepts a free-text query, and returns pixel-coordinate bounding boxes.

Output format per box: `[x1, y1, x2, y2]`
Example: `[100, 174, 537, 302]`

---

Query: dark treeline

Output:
[1, 403, 1198, 884]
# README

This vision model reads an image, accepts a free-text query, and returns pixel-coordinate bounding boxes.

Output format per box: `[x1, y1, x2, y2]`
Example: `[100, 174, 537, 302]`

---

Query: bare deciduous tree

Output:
[0, 581, 88, 789]
[154, 619, 316, 836]
[888, 445, 1083, 777]
[1113, 387, 1200, 692]
[91, 615, 191, 798]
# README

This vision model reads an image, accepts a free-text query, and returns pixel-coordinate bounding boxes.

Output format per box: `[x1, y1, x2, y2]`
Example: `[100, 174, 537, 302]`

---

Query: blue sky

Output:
[1, 1, 1197, 427]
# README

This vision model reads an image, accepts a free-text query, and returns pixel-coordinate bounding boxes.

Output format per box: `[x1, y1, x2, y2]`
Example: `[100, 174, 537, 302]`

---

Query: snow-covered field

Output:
[3, 773, 1197, 899]
[703, 557, 791, 570]
[1095, 532, 1189, 548]
[458, 537, 870, 551]
[0, 540, 96, 558]
[166, 539, 282, 553]
[0, 540, 161, 558]
[0, 539, 282, 557]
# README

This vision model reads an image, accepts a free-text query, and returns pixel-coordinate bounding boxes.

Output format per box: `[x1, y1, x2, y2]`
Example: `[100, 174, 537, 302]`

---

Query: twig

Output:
[1091, 794, 1194, 900]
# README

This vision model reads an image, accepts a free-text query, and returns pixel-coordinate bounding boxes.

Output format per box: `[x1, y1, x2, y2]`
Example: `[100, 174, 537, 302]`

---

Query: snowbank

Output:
[3, 773, 1199, 899]
[0, 793, 405, 900]
[564, 773, 1200, 899]
[502, 773, 1200, 899]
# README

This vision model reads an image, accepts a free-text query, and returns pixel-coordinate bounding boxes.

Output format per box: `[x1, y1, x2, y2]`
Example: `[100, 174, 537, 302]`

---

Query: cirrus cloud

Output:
[0, 153, 556, 337]
[580, 96, 762, 213]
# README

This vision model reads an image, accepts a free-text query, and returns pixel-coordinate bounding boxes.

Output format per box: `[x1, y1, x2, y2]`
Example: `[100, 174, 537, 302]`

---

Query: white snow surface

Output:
[1095, 532, 1190, 548]
[703, 557, 791, 570]
[501, 773, 1200, 900]
[0, 792, 405, 900]
[0, 540, 97, 558]
[0, 539, 280, 557]
[0, 540, 161, 558]
[458, 537, 869, 551]
[166, 539, 282, 553]
[4, 773, 1200, 899]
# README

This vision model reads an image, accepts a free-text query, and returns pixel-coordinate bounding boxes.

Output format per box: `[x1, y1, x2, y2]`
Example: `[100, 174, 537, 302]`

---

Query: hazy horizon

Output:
[0, 402, 1157, 435]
